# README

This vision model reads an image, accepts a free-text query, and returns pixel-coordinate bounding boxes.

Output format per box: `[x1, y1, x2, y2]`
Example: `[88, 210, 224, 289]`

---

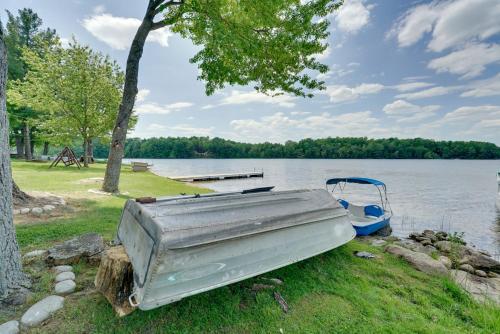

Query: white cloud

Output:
[290, 111, 311, 116]
[334, 0, 371, 34]
[142, 123, 213, 137]
[396, 86, 459, 100]
[135, 101, 194, 115]
[324, 83, 384, 103]
[220, 90, 297, 108]
[392, 82, 435, 92]
[390, 0, 500, 52]
[93, 5, 106, 14]
[428, 43, 500, 79]
[136, 89, 150, 102]
[461, 73, 500, 98]
[82, 13, 172, 50]
[442, 105, 500, 123]
[229, 111, 389, 143]
[383, 100, 440, 123]
[315, 46, 332, 61]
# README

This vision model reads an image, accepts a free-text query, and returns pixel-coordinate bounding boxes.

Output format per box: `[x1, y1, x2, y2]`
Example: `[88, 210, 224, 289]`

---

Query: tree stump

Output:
[94, 246, 136, 316]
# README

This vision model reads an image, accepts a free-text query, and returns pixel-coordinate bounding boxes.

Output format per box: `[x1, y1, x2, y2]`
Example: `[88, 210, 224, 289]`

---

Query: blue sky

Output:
[2, 0, 500, 144]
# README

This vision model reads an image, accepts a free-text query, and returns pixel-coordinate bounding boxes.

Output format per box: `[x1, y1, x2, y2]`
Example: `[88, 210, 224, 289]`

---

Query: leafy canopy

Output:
[9, 39, 127, 144]
[162, 0, 341, 97]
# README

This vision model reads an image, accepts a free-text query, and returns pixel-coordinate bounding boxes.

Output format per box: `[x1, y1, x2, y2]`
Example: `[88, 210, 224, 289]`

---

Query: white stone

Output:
[55, 280, 76, 295]
[53, 265, 73, 274]
[371, 239, 387, 247]
[43, 204, 56, 212]
[55, 271, 75, 282]
[31, 207, 43, 215]
[20, 295, 64, 327]
[0, 320, 19, 334]
[59, 198, 66, 205]
[13, 209, 21, 215]
[23, 250, 47, 258]
[20, 208, 30, 214]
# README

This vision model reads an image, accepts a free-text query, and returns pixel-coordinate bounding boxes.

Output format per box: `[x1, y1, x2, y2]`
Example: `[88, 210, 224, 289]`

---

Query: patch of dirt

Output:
[75, 177, 104, 185]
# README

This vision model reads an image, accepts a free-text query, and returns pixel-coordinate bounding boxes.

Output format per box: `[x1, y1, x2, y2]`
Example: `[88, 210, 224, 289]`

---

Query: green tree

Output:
[102, 0, 341, 192]
[4, 8, 57, 160]
[9, 40, 127, 167]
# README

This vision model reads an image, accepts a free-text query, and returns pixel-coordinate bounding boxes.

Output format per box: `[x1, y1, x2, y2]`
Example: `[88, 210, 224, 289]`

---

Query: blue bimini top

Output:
[325, 177, 386, 187]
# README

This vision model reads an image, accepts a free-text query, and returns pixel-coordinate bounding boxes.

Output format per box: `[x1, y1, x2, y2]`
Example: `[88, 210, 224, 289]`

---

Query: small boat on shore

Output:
[326, 177, 393, 236]
[116, 187, 355, 310]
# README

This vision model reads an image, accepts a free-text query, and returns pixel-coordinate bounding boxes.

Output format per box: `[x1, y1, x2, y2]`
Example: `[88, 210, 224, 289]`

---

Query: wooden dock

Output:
[169, 171, 264, 182]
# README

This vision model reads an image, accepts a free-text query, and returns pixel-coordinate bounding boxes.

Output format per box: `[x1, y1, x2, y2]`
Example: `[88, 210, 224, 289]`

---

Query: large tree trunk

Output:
[23, 122, 32, 161]
[102, 1, 156, 193]
[0, 30, 30, 305]
[15, 136, 24, 157]
[42, 141, 49, 155]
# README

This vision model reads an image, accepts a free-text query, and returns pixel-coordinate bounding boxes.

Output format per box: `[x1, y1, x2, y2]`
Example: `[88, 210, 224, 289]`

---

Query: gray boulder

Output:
[47, 233, 104, 266]
[31, 207, 43, 215]
[435, 240, 453, 253]
[55, 280, 76, 295]
[451, 270, 500, 305]
[371, 239, 387, 247]
[459, 263, 475, 274]
[438, 256, 452, 269]
[43, 204, 56, 212]
[385, 245, 448, 276]
[23, 250, 47, 258]
[475, 270, 487, 278]
[0, 320, 19, 334]
[55, 271, 75, 282]
[53, 265, 73, 274]
[20, 295, 64, 327]
[460, 249, 500, 274]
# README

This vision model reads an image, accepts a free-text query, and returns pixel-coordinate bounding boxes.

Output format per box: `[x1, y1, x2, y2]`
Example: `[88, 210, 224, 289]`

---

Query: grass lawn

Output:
[4, 160, 500, 333]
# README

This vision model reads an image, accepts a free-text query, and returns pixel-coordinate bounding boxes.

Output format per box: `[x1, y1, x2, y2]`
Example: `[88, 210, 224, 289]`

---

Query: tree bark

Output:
[102, 1, 156, 193]
[94, 246, 136, 317]
[0, 29, 30, 304]
[42, 141, 49, 155]
[86, 138, 93, 163]
[82, 138, 89, 167]
[23, 122, 32, 161]
[15, 136, 24, 157]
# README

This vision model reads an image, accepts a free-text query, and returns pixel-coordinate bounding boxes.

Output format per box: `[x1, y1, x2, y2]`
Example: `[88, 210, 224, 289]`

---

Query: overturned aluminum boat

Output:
[117, 188, 355, 311]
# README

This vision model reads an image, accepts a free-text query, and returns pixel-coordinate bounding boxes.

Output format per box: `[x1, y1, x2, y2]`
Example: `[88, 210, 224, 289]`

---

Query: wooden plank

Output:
[169, 172, 263, 182]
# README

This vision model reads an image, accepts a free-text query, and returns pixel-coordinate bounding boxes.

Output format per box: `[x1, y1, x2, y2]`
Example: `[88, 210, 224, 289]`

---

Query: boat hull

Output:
[353, 217, 391, 236]
[117, 189, 355, 310]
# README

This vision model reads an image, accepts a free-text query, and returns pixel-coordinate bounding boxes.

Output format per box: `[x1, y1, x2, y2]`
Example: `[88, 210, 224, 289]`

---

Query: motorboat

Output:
[326, 177, 392, 236]
[116, 187, 356, 310]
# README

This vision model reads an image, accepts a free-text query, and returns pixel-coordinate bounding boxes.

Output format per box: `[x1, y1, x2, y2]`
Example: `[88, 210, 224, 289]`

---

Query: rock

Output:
[23, 249, 47, 258]
[53, 265, 73, 274]
[59, 198, 66, 206]
[385, 245, 448, 275]
[31, 207, 43, 215]
[13, 209, 21, 215]
[261, 278, 284, 285]
[409, 232, 420, 240]
[252, 283, 275, 292]
[354, 251, 376, 259]
[459, 264, 475, 274]
[435, 231, 448, 240]
[55, 280, 76, 295]
[43, 204, 56, 212]
[451, 270, 500, 305]
[0, 320, 19, 334]
[55, 271, 75, 282]
[415, 236, 428, 242]
[20, 208, 30, 214]
[420, 239, 433, 246]
[20, 295, 65, 327]
[438, 256, 452, 269]
[372, 225, 392, 237]
[435, 240, 452, 253]
[423, 245, 437, 255]
[383, 236, 400, 242]
[371, 239, 387, 247]
[47, 233, 104, 266]
[488, 272, 500, 278]
[422, 229, 435, 237]
[460, 248, 500, 274]
[475, 270, 487, 278]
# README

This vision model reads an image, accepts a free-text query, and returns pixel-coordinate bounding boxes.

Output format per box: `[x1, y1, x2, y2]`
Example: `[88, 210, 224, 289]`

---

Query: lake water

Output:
[125, 159, 500, 255]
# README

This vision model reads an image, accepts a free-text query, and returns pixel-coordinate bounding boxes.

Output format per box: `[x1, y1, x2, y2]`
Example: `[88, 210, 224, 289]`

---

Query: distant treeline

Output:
[91, 137, 500, 159]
